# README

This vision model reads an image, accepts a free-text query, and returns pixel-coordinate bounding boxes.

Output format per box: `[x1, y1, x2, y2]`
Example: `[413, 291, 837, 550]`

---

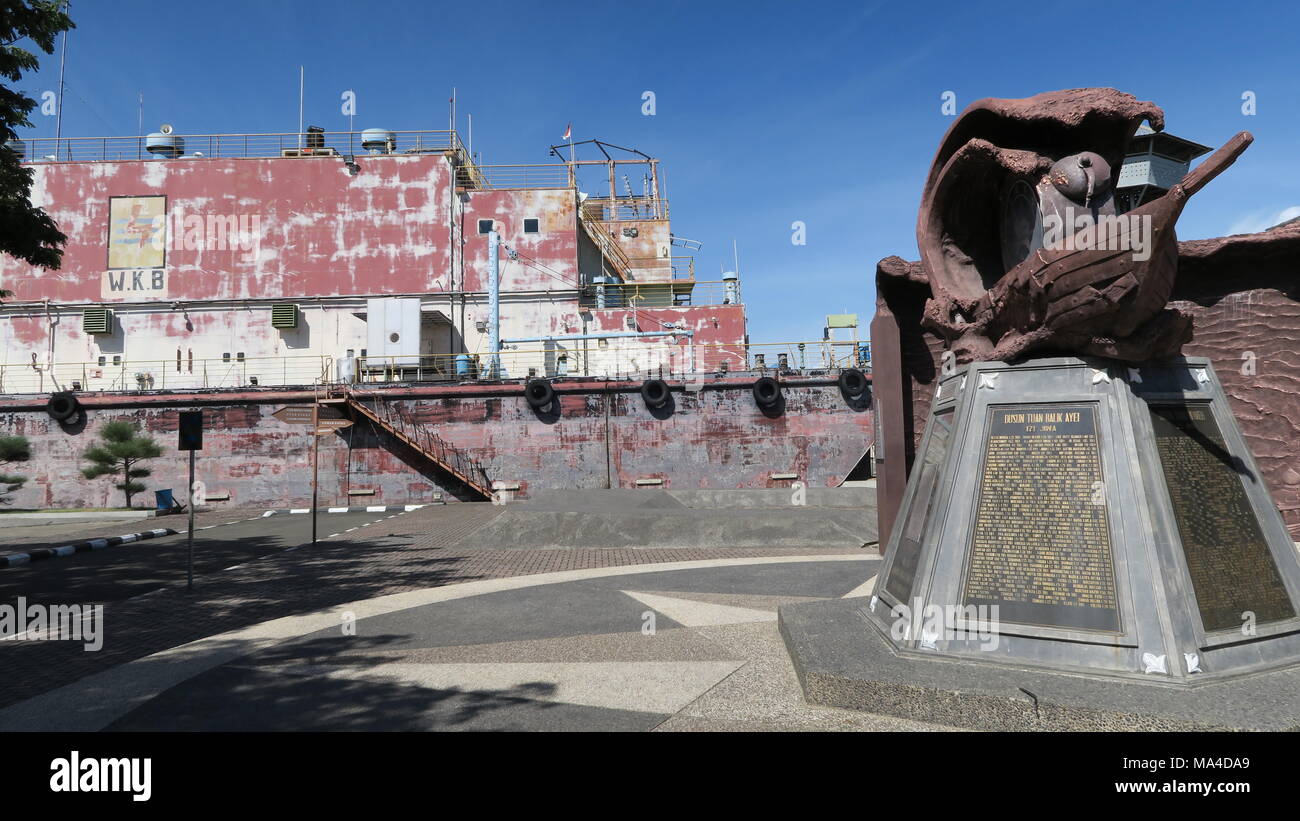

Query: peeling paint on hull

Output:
[1, 378, 872, 510]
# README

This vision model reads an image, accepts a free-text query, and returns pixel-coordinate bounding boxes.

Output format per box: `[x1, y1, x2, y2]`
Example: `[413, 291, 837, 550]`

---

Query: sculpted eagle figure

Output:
[907, 88, 1251, 363]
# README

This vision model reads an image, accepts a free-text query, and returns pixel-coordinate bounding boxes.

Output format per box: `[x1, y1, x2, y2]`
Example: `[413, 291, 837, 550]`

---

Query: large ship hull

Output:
[0, 374, 873, 510]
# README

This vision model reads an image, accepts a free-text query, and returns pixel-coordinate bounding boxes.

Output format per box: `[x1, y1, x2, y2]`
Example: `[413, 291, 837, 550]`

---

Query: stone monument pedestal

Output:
[781, 356, 1300, 729]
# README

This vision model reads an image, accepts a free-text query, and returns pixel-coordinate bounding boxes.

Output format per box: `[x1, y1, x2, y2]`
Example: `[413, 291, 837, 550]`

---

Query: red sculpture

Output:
[909, 88, 1251, 363]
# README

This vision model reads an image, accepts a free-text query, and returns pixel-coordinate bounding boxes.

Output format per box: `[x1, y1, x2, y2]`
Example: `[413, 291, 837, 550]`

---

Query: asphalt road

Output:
[0, 510, 399, 607]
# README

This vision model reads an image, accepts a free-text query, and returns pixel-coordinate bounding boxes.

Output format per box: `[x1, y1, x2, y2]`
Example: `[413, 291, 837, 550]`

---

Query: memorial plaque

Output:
[1132, 367, 1200, 394]
[961, 404, 1120, 631]
[1148, 403, 1296, 633]
[883, 409, 953, 602]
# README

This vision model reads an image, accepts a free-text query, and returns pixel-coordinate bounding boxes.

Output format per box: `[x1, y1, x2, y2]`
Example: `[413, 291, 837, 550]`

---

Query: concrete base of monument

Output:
[867, 355, 1300, 685]
[779, 598, 1300, 731]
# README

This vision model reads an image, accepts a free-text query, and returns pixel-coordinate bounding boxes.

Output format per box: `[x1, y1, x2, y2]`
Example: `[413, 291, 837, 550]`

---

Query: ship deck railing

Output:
[0, 354, 336, 396]
[354, 341, 871, 385]
[578, 275, 729, 308]
[581, 196, 669, 221]
[460, 163, 573, 190]
[15, 130, 465, 164]
[0, 342, 870, 396]
[13, 132, 687, 198]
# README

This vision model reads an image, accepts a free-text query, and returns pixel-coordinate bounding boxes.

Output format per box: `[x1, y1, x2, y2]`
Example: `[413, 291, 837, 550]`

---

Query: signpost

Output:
[178, 410, 203, 591]
[274, 404, 352, 545]
[272, 405, 346, 425]
[312, 403, 319, 544]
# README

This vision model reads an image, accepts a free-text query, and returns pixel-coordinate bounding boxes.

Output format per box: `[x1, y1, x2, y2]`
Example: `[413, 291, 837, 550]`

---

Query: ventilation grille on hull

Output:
[82, 307, 113, 335]
[271, 303, 299, 329]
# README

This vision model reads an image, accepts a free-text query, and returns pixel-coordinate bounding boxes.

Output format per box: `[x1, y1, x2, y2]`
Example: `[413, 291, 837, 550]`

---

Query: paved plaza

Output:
[0, 489, 950, 731]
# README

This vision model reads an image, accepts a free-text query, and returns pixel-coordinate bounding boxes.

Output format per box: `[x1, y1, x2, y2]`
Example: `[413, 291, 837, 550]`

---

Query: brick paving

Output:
[0, 502, 865, 711]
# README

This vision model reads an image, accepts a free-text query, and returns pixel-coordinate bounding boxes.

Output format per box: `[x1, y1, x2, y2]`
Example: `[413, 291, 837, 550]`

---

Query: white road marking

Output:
[620, 590, 776, 626]
[841, 574, 878, 598]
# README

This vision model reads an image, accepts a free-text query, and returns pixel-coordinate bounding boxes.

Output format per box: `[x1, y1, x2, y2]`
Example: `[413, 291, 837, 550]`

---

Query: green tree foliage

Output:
[81, 421, 161, 508]
[0, 1, 75, 292]
[0, 433, 30, 501]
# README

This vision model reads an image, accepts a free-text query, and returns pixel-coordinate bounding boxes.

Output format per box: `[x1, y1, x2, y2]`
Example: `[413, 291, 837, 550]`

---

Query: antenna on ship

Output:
[297, 66, 305, 149]
[54, 14, 68, 154]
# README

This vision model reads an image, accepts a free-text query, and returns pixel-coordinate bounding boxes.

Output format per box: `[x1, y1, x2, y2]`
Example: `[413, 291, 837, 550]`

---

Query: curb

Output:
[261, 504, 431, 517]
[1, 528, 178, 569]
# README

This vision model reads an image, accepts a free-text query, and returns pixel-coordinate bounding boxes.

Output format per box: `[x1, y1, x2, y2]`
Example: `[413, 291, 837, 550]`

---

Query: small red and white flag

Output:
[562, 122, 572, 141]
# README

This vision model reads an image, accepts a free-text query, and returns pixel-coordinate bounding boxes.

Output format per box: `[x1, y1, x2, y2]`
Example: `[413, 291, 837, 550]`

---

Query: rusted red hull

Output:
[0, 376, 873, 510]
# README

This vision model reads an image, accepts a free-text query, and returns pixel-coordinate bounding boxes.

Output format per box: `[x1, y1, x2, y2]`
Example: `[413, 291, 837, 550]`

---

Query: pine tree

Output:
[81, 421, 161, 508]
[0, 434, 30, 502]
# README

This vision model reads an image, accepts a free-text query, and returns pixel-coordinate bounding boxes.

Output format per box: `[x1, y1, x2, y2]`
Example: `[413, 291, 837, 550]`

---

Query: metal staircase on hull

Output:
[343, 392, 493, 500]
[578, 210, 634, 280]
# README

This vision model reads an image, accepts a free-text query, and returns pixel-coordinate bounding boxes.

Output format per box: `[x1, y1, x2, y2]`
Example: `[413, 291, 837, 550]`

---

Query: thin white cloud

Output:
[1227, 205, 1300, 235]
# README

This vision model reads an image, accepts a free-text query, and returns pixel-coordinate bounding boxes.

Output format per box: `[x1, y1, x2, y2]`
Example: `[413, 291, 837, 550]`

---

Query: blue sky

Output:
[15, 0, 1300, 345]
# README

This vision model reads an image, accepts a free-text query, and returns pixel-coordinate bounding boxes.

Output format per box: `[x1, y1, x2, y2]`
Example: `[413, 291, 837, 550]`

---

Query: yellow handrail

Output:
[0, 342, 872, 395]
[0, 354, 334, 395]
[353, 340, 872, 384]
